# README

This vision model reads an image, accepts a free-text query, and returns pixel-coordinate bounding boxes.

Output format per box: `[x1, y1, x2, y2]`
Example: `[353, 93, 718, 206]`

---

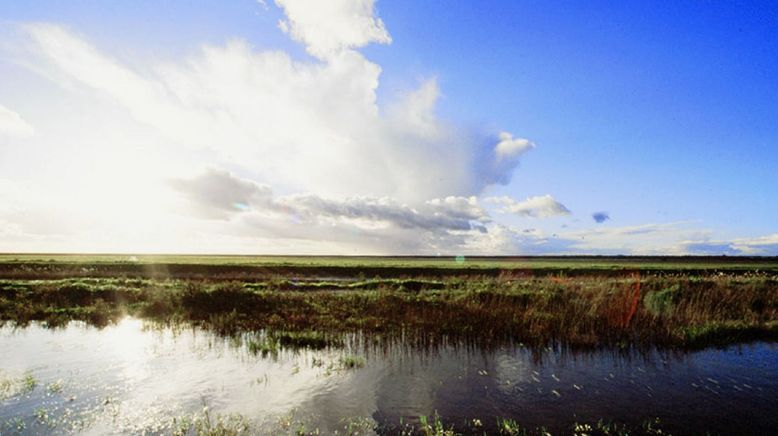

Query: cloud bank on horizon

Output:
[0, 0, 776, 255]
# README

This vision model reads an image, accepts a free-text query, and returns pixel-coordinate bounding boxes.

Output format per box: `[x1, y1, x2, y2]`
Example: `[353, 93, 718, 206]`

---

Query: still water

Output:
[1, 318, 777, 435]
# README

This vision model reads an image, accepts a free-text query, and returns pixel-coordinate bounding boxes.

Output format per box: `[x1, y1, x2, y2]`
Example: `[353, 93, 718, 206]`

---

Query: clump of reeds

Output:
[339, 355, 366, 369]
[171, 405, 251, 436]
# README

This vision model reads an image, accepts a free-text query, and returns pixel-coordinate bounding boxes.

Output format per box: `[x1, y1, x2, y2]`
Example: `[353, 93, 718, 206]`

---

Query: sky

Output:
[0, 0, 777, 255]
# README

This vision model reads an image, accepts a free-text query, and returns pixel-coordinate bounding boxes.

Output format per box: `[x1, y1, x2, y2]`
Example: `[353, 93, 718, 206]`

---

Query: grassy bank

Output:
[2, 272, 777, 348]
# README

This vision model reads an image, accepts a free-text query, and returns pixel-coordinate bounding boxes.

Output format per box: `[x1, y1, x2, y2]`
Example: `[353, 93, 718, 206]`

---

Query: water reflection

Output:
[1, 318, 777, 435]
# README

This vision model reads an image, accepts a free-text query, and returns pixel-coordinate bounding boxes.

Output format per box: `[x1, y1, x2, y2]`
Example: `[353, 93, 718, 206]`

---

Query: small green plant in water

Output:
[246, 336, 279, 357]
[272, 330, 341, 350]
[341, 417, 375, 435]
[34, 407, 57, 429]
[418, 413, 456, 436]
[0, 376, 12, 399]
[498, 418, 528, 435]
[172, 405, 251, 436]
[339, 355, 366, 369]
[22, 374, 37, 393]
[47, 379, 64, 394]
[641, 417, 667, 435]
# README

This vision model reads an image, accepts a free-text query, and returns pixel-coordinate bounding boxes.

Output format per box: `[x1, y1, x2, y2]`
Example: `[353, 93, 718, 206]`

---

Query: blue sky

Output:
[0, 0, 777, 254]
[368, 0, 778, 234]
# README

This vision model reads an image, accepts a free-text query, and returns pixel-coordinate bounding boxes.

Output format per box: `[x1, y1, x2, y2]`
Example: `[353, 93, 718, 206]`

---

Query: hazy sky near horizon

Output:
[1, 0, 777, 255]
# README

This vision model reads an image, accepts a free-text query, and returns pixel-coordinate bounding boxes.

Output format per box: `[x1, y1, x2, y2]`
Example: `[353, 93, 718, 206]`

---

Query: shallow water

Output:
[1, 318, 777, 435]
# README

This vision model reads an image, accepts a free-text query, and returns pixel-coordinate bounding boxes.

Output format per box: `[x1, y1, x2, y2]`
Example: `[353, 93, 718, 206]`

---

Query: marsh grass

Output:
[46, 379, 63, 394]
[273, 330, 342, 349]
[338, 355, 366, 369]
[0, 396, 676, 436]
[0, 373, 14, 400]
[246, 335, 279, 358]
[418, 413, 456, 436]
[2, 272, 777, 348]
[21, 374, 37, 393]
[571, 418, 668, 436]
[171, 405, 251, 436]
[498, 418, 528, 435]
[379, 416, 668, 435]
[238, 328, 343, 358]
[0, 372, 38, 402]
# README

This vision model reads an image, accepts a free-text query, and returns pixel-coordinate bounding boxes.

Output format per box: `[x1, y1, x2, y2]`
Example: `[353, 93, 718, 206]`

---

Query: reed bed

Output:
[1, 273, 777, 348]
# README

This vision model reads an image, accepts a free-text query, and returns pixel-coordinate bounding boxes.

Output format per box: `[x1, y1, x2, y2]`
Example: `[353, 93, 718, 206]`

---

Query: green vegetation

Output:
[418, 413, 456, 436]
[246, 335, 280, 357]
[238, 329, 345, 357]
[0, 373, 14, 400]
[1, 268, 777, 348]
[0, 372, 38, 401]
[46, 379, 63, 394]
[0, 392, 680, 436]
[21, 374, 37, 393]
[339, 355, 366, 369]
[273, 330, 342, 349]
[498, 418, 528, 436]
[0, 253, 776, 269]
[262, 414, 670, 436]
[643, 284, 681, 317]
[1, 255, 777, 283]
[172, 406, 251, 436]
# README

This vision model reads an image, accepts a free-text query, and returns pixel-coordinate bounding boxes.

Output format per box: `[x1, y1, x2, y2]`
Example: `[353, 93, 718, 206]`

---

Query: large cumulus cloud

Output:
[19, 12, 532, 203]
[0, 0, 549, 254]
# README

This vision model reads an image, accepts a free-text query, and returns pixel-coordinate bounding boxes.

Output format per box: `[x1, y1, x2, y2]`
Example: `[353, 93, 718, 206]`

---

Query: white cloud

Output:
[732, 233, 778, 255]
[1, 4, 543, 254]
[162, 169, 501, 254]
[484, 132, 535, 186]
[0, 179, 29, 220]
[679, 241, 739, 255]
[20, 23, 528, 203]
[678, 234, 778, 256]
[171, 169, 488, 233]
[0, 104, 34, 137]
[22, 23, 215, 148]
[170, 172, 754, 256]
[554, 222, 712, 255]
[168, 168, 274, 219]
[487, 194, 571, 218]
[387, 78, 442, 140]
[448, 221, 729, 256]
[275, 0, 391, 59]
[495, 131, 534, 161]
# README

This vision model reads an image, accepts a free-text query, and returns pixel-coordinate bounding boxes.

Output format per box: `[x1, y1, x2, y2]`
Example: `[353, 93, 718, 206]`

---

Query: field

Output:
[2, 253, 778, 271]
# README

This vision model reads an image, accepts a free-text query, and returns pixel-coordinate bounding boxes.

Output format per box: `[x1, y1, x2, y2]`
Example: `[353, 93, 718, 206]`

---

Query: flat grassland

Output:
[1, 253, 777, 270]
[1, 255, 777, 349]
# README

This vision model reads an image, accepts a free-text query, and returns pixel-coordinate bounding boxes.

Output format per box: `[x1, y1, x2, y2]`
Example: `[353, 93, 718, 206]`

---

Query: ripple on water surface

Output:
[1, 318, 778, 435]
